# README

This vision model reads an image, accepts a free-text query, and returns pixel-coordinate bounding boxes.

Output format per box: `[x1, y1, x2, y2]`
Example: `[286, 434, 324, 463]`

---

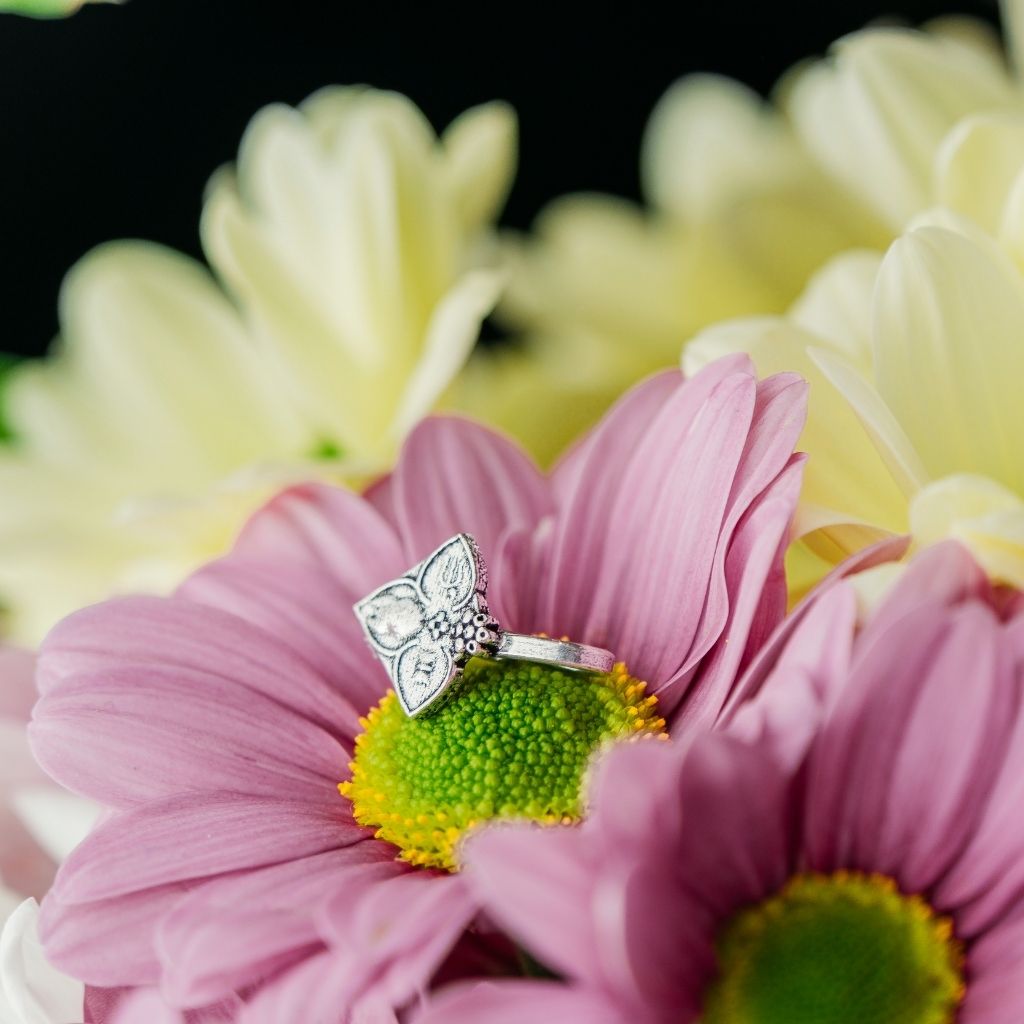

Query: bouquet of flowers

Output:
[1, 1, 1023, 1021]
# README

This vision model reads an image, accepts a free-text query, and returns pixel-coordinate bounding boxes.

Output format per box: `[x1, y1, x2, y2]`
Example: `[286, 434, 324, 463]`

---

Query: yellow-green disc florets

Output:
[340, 658, 665, 870]
[703, 872, 966, 1024]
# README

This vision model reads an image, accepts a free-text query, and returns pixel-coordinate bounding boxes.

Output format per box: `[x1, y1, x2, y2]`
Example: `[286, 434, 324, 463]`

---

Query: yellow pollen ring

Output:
[704, 870, 966, 1024]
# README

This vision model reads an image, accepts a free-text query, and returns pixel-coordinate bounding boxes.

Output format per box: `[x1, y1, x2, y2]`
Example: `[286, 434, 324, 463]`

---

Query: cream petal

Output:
[995, 159, 1024, 270]
[641, 73, 800, 222]
[935, 113, 1024, 233]
[685, 318, 907, 536]
[500, 194, 692, 369]
[441, 101, 518, 234]
[788, 28, 1017, 229]
[390, 269, 503, 440]
[444, 343, 621, 469]
[10, 242, 307, 483]
[810, 347, 928, 498]
[910, 474, 1024, 587]
[873, 225, 1024, 491]
[2, 88, 513, 644]
[789, 249, 881, 371]
[202, 89, 478, 457]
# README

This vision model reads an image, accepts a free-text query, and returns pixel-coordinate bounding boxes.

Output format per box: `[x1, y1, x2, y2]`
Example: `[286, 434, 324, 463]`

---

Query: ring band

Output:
[354, 533, 617, 717]
[495, 633, 615, 674]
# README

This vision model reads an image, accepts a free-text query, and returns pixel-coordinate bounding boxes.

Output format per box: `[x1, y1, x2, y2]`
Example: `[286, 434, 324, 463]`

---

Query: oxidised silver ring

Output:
[354, 533, 616, 717]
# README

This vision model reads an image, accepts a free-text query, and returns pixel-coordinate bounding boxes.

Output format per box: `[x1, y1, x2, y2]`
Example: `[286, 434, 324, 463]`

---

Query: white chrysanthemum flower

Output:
[0, 899, 82, 1024]
[687, 209, 1024, 594]
[493, 1, 1024, 463]
[483, 77, 890, 455]
[0, 88, 515, 643]
[677, 1, 1024, 593]
[786, 15, 1019, 232]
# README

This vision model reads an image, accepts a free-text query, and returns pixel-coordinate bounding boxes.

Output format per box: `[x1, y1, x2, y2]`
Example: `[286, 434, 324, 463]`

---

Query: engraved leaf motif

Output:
[419, 535, 479, 612]
[354, 533, 487, 717]
[356, 581, 425, 653]
[395, 639, 454, 714]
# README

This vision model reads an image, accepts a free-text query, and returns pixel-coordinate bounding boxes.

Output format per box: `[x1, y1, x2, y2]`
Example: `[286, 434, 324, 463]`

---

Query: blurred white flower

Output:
[492, 1, 1024, 465]
[687, 214, 1024, 594]
[0, 88, 516, 643]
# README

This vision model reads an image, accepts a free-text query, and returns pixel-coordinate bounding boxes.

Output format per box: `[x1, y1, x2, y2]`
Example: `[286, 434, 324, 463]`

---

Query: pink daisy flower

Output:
[30, 356, 806, 1021]
[442, 542, 1024, 1024]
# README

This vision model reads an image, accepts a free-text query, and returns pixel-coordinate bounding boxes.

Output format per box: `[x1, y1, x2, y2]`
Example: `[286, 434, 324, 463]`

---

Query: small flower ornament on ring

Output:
[355, 534, 615, 716]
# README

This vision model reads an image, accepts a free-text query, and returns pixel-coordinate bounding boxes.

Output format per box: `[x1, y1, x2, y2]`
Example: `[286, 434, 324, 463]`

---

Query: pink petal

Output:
[0, 647, 54, 896]
[724, 533, 909, 715]
[181, 485, 407, 717]
[388, 416, 552, 567]
[535, 371, 681, 633]
[724, 372, 808, 518]
[215, 483, 405, 597]
[413, 981, 635, 1024]
[857, 540, 991, 653]
[584, 740, 688, 858]
[727, 579, 858, 718]
[182, 560, 386, 725]
[463, 823, 602, 987]
[550, 369, 682, 503]
[107, 988, 243, 1023]
[319, 872, 477, 1011]
[363, 472, 398, 523]
[935, 695, 1024, 936]
[583, 368, 757, 683]
[727, 582, 859, 771]
[487, 519, 555, 632]
[672, 375, 807, 684]
[672, 734, 791, 921]
[473, 741, 710, 1018]
[236, 950, 352, 1024]
[52, 793, 362, 904]
[661, 455, 804, 725]
[85, 986, 132, 1023]
[31, 663, 347, 808]
[158, 846, 402, 1007]
[583, 744, 716, 1018]
[960, 910, 1024, 1024]
[108, 988, 182, 1024]
[40, 884, 191, 986]
[804, 602, 1017, 893]
[606, 860, 711, 1021]
[38, 595, 363, 743]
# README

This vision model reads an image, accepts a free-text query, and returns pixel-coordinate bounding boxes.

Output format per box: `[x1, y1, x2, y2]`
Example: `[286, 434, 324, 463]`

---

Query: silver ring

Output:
[354, 533, 616, 717]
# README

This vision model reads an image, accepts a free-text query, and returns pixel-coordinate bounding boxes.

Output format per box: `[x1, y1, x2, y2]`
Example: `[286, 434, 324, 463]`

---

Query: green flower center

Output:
[703, 872, 965, 1024]
[340, 657, 665, 870]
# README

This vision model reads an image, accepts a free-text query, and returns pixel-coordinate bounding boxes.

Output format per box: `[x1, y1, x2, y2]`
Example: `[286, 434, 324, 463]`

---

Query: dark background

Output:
[0, 0, 1001, 357]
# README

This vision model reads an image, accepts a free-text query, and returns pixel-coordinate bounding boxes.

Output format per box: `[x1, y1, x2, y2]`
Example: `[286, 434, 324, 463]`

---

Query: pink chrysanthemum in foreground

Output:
[30, 356, 807, 1021]
[438, 542, 1024, 1024]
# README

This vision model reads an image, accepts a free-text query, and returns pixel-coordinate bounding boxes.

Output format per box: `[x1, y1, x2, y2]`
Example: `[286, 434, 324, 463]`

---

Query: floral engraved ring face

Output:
[354, 534, 500, 716]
